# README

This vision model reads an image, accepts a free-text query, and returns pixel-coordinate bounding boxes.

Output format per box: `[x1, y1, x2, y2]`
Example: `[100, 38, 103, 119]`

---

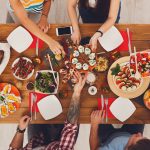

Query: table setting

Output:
[0, 24, 149, 123]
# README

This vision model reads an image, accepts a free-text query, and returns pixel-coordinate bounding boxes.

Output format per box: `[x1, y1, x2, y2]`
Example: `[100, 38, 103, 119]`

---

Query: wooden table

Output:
[0, 24, 150, 124]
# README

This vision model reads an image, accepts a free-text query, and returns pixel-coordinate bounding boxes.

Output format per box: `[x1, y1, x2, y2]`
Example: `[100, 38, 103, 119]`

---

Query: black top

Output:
[78, 0, 121, 23]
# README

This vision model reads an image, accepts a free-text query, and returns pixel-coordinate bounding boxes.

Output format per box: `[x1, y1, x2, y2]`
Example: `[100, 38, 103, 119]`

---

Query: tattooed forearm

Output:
[67, 93, 80, 124]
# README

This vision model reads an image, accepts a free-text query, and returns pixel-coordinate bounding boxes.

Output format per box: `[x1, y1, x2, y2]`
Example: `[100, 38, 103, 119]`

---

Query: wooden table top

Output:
[0, 24, 150, 124]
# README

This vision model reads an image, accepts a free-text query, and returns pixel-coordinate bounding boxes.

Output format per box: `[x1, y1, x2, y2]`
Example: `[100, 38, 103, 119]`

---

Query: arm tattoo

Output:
[67, 94, 80, 124]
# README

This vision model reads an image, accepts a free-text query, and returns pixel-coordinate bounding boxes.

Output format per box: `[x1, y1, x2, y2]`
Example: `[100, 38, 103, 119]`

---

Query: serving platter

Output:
[0, 83, 21, 118]
[108, 56, 150, 99]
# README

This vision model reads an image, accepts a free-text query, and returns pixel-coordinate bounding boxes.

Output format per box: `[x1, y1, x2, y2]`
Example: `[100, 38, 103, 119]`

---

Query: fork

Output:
[105, 98, 108, 123]
[33, 93, 37, 120]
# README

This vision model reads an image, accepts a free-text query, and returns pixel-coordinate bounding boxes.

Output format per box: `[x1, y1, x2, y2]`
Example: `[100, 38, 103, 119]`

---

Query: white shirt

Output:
[89, 0, 97, 8]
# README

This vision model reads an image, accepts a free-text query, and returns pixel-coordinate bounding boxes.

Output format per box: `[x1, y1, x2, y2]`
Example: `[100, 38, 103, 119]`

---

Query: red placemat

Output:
[29, 92, 49, 112]
[117, 30, 132, 51]
[97, 98, 116, 118]
[29, 32, 44, 49]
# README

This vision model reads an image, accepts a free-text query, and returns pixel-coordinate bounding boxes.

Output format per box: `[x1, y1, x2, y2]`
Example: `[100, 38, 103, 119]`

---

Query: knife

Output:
[101, 94, 104, 111]
[101, 94, 104, 123]
[30, 93, 34, 121]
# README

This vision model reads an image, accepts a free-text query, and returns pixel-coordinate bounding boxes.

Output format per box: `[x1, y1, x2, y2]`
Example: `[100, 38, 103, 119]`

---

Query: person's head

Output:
[125, 133, 150, 150]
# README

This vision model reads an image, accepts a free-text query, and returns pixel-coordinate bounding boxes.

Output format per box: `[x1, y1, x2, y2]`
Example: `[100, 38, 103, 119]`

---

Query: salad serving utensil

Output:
[47, 54, 58, 85]
[134, 46, 141, 79]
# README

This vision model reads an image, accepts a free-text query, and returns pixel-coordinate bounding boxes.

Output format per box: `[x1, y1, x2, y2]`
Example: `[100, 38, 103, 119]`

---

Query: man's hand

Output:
[73, 71, 87, 94]
[19, 115, 31, 130]
[38, 16, 50, 33]
[91, 110, 105, 126]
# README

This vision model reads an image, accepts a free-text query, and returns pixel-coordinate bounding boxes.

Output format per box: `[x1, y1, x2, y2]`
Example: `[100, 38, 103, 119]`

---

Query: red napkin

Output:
[117, 30, 132, 51]
[97, 98, 115, 118]
[29, 92, 49, 112]
[29, 32, 44, 49]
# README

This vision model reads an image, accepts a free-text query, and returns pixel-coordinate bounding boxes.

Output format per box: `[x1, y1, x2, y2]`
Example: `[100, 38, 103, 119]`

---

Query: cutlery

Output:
[101, 94, 104, 123]
[47, 54, 58, 84]
[33, 93, 37, 120]
[30, 93, 34, 121]
[105, 98, 108, 123]
[101, 94, 104, 111]
[127, 28, 133, 76]
[134, 46, 141, 79]
[36, 38, 39, 57]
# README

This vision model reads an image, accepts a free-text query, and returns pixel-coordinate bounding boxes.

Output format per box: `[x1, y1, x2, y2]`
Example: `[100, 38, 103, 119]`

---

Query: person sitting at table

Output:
[68, 0, 121, 51]
[8, 0, 65, 55]
[90, 110, 150, 150]
[9, 71, 87, 150]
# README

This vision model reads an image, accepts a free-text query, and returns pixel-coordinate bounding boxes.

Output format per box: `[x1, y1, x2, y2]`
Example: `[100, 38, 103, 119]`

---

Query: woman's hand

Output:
[38, 16, 50, 33]
[48, 38, 65, 55]
[91, 110, 105, 126]
[71, 30, 81, 45]
[89, 32, 101, 52]
[19, 115, 31, 130]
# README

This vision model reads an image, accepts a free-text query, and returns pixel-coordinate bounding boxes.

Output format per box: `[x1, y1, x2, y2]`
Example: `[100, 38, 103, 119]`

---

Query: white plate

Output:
[37, 95, 62, 120]
[11, 57, 34, 80]
[98, 26, 123, 52]
[0, 43, 10, 75]
[35, 70, 59, 94]
[7, 26, 33, 53]
[110, 97, 136, 122]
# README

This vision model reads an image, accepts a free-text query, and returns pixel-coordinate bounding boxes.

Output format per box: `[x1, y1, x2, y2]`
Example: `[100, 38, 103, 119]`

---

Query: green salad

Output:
[35, 72, 57, 93]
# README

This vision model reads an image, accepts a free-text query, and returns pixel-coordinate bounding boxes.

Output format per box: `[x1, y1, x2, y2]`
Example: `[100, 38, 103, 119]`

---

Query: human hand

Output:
[89, 32, 101, 52]
[73, 71, 87, 94]
[91, 110, 105, 126]
[19, 115, 31, 130]
[71, 30, 81, 45]
[38, 16, 50, 33]
[48, 38, 65, 55]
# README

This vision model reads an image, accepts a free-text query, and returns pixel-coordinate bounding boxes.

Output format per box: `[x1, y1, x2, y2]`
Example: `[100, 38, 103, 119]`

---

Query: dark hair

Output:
[127, 139, 150, 150]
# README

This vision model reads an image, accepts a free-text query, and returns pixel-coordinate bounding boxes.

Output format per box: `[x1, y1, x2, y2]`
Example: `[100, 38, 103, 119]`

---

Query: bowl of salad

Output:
[35, 70, 59, 94]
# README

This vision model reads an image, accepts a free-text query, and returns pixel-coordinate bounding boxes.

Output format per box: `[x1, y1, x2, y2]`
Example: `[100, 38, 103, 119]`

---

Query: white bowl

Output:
[37, 95, 62, 120]
[98, 26, 123, 52]
[110, 97, 136, 122]
[35, 70, 59, 94]
[7, 26, 33, 53]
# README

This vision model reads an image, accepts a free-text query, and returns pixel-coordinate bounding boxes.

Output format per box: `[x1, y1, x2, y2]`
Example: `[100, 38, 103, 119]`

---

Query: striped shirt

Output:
[8, 0, 45, 13]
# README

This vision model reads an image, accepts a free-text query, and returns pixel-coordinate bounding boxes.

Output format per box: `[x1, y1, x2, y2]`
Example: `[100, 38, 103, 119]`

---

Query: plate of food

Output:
[94, 55, 109, 72]
[71, 45, 96, 72]
[0, 83, 21, 118]
[35, 70, 59, 94]
[0, 43, 11, 75]
[108, 57, 150, 99]
[130, 51, 150, 77]
[143, 89, 150, 110]
[11, 57, 35, 80]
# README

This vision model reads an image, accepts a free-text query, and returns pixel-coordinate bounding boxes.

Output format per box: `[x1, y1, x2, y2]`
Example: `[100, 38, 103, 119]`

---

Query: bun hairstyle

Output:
[127, 139, 150, 150]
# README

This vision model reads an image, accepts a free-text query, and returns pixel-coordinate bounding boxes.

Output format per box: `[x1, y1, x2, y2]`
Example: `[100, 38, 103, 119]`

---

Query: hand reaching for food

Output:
[73, 71, 87, 94]
[48, 38, 66, 56]
[89, 32, 101, 52]
[71, 30, 81, 45]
